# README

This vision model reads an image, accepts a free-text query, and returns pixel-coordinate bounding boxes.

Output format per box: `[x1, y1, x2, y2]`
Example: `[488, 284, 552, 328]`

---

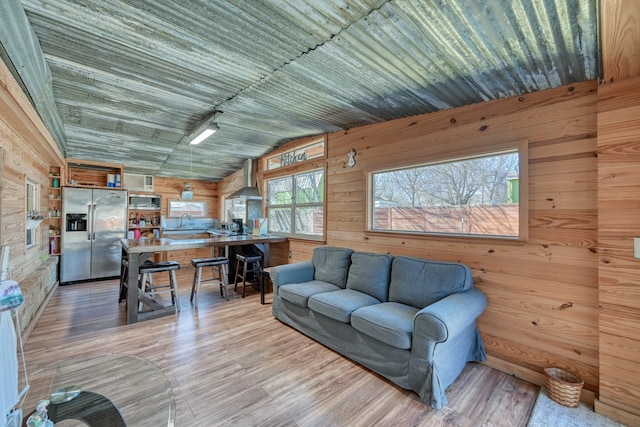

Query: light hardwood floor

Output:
[20, 270, 539, 426]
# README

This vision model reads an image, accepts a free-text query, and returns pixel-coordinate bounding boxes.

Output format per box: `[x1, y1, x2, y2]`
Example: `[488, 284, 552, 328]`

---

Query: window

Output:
[26, 180, 40, 247]
[168, 200, 207, 218]
[267, 169, 324, 239]
[370, 149, 524, 239]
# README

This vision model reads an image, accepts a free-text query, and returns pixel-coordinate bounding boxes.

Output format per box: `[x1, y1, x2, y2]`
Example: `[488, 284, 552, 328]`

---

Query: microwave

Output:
[129, 194, 161, 210]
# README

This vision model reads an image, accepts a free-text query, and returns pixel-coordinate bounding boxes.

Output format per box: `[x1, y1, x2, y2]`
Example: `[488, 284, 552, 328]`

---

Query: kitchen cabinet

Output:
[48, 166, 62, 255]
[163, 232, 213, 267]
[128, 193, 162, 238]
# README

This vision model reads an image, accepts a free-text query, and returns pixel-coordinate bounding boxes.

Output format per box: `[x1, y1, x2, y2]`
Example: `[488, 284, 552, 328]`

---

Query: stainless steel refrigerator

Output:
[60, 187, 128, 283]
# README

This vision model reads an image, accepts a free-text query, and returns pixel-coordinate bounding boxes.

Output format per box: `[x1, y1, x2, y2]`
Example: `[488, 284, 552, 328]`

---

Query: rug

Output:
[528, 387, 626, 427]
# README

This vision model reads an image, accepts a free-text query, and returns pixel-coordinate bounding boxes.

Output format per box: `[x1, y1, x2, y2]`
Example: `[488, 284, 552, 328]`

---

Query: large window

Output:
[267, 169, 324, 239]
[370, 149, 523, 239]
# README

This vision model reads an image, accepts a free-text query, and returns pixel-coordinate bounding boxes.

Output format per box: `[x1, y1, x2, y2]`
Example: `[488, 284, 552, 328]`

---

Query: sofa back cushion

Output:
[312, 246, 354, 288]
[388, 256, 472, 308]
[346, 252, 393, 302]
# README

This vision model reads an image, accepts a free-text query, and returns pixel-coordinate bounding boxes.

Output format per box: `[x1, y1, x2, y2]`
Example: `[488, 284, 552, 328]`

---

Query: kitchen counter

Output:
[121, 234, 286, 324]
[123, 234, 285, 252]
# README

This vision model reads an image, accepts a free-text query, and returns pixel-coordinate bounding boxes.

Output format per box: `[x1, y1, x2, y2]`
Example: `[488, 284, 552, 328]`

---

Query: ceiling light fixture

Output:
[183, 110, 222, 145]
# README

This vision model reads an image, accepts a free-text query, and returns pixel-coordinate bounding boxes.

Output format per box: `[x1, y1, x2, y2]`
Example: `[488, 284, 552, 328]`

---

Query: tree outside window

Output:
[371, 151, 520, 238]
[267, 170, 324, 238]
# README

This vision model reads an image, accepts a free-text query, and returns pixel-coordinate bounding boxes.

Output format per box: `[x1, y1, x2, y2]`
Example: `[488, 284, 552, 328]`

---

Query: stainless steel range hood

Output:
[227, 159, 262, 200]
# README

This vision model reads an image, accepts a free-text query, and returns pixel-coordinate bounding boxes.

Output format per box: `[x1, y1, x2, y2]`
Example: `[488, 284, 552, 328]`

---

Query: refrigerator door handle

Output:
[91, 204, 97, 240]
[87, 204, 93, 240]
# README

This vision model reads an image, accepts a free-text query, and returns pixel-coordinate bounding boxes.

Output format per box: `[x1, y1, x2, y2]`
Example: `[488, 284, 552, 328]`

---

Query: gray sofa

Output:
[271, 246, 487, 408]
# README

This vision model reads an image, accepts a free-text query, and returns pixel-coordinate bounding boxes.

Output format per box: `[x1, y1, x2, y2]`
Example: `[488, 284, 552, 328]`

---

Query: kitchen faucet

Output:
[179, 213, 191, 228]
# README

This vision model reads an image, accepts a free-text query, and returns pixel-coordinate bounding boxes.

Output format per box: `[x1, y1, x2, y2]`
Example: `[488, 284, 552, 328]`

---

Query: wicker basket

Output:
[544, 367, 584, 408]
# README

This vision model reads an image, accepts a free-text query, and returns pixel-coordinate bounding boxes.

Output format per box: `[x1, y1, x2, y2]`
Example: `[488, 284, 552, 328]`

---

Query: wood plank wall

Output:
[153, 176, 219, 219]
[153, 176, 219, 265]
[263, 81, 601, 401]
[595, 3, 640, 424]
[596, 76, 640, 425]
[601, 0, 640, 84]
[0, 60, 64, 283]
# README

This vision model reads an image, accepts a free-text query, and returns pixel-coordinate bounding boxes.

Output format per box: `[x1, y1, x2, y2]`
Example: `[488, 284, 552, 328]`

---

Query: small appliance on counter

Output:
[232, 218, 244, 234]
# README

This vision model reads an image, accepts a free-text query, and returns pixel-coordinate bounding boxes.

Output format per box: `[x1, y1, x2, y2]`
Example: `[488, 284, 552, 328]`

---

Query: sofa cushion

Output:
[389, 256, 472, 309]
[312, 247, 354, 288]
[346, 252, 393, 302]
[279, 280, 341, 308]
[308, 289, 381, 323]
[351, 302, 419, 350]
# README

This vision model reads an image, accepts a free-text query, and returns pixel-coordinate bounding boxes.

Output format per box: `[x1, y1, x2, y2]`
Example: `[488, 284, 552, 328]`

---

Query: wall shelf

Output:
[48, 166, 63, 255]
[128, 193, 162, 238]
[66, 158, 123, 188]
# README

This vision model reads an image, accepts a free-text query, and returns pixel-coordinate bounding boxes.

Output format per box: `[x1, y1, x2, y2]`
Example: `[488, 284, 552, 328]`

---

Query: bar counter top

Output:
[121, 234, 287, 253]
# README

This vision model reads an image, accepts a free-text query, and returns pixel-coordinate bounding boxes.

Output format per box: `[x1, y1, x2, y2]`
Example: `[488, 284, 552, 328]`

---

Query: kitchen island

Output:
[121, 234, 287, 324]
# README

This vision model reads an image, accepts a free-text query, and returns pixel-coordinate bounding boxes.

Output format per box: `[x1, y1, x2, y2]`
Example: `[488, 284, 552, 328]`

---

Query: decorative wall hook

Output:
[347, 148, 356, 167]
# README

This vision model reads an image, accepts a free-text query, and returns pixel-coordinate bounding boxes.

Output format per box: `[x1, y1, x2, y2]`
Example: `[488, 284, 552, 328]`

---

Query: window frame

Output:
[366, 140, 529, 241]
[266, 167, 326, 241]
[26, 179, 40, 248]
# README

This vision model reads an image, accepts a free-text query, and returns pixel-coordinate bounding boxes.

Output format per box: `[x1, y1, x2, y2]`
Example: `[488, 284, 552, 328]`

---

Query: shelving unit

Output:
[66, 158, 123, 188]
[48, 165, 62, 255]
[128, 193, 162, 238]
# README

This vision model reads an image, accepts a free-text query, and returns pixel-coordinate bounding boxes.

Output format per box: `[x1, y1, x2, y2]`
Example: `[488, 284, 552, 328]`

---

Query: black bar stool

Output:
[233, 253, 262, 298]
[138, 261, 181, 311]
[118, 258, 150, 304]
[118, 258, 129, 303]
[190, 257, 230, 306]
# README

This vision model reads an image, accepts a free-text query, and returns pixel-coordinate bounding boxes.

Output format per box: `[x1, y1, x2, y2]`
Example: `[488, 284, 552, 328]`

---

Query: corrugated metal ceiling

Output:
[3, 0, 598, 180]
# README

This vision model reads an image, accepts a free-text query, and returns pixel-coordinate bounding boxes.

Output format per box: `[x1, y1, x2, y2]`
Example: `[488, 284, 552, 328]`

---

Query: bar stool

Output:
[119, 258, 149, 303]
[118, 258, 129, 303]
[190, 257, 230, 307]
[234, 253, 262, 298]
[138, 261, 181, 311]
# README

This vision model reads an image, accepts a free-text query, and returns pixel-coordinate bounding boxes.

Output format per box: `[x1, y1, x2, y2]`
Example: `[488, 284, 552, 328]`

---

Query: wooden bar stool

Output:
[190, 257, 230, 306]
[233, 253, 262, 298]
[138, 261, 181, 311]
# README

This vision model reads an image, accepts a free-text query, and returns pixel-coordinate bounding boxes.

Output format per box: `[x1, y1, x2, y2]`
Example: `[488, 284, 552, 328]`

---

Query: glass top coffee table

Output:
[40, 353, 174, 426]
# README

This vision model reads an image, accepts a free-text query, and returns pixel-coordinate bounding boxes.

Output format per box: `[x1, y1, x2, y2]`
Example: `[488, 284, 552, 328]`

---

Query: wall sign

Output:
[267, 139, 325, 171]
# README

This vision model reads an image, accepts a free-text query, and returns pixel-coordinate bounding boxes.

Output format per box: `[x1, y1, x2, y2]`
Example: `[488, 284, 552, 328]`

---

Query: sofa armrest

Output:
[270, 261, 314, 289]
[410, 288, 487, 408]
[413, 288, 487, 345]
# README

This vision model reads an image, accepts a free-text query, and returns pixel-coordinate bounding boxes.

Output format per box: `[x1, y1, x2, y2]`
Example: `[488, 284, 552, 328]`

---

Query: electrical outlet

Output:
[635, 237, 640, 259]
[288, 250, 292, 258]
